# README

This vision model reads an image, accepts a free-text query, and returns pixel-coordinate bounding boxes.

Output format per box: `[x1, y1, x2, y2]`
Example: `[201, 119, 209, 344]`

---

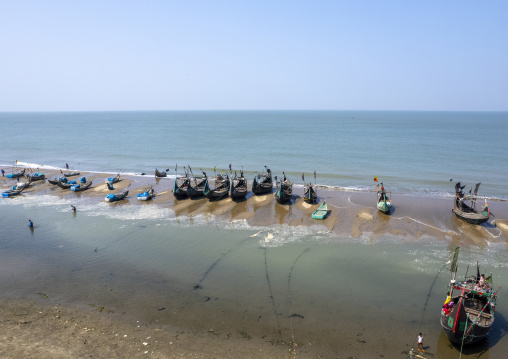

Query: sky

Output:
[1, 1, 507, 111]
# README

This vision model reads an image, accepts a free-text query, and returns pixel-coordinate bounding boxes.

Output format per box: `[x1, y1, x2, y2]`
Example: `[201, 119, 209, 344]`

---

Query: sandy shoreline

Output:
[2, 166, 508, 358]
[2, 166, 507, 245]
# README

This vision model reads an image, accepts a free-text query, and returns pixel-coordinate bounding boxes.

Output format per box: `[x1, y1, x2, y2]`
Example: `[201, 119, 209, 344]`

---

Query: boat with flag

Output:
[274, 172, 292, 204]
[452, 182, 490, 224]
[440, 245, 500, 345]
[186, 167, 208, 198]
[252, 166, 273, 195]
[376, 181, 392, 214]
[230, 170, 247, 199]
[203, 172, 230, 201]
[302, 171, 317, 204]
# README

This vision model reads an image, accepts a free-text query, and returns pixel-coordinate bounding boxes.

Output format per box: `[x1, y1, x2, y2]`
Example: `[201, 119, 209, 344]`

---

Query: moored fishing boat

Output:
[311, 201, 329, 219]
[230, 171, 247, 199]
[452, 182, 490, 224]
[6, 168, 26, 179]
[105, 189, 129, 202]
[48, 176, 67, 185]
[173, 173, 190, 199]
[252, 166, 272, 195]
[71, 181, 92, 192]
[62, 171, 80, 177]
[2, 187, 24, 197]
[274, 173, 292, 204]
[106, 173, 121, 184]
[204, 173, 230, 201]
[155, 169, 167, 177]
[302, 172, 317, 204]
[71, 178, 92, 192]
[187, 170, 208, 198]
[57, 179, 78, 189]
[440, 246, 500, 345]
[27, 172, 45, 181]
[376, 182, 392, 214]
[137, 186, 155, 201]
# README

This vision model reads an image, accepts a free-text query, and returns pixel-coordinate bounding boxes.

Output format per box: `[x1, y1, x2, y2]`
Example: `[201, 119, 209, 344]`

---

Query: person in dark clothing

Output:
[28, 219, 33, 228]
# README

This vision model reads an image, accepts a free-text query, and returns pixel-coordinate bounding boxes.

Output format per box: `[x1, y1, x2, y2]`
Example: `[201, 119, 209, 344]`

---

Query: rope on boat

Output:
[408, 262, 447, 358]
[287, 247, 311, 358]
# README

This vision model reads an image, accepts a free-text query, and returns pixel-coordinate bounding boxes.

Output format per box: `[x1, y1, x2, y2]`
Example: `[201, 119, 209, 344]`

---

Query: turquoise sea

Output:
[1, 111, 508, 357]
[1, 111, 507, 199]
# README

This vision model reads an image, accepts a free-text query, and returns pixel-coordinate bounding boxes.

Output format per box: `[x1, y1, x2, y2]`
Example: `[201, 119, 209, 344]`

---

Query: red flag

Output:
[374, 176, 378, 182]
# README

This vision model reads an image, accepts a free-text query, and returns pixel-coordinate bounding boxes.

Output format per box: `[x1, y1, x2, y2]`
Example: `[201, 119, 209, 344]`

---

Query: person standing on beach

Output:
[417, 333, 424, 352]
[66, 163, 69, 169]
[1, 169, 4, 177]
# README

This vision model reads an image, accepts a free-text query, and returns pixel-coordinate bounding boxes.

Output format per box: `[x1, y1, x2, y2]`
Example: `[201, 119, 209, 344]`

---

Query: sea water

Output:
[1, 194, 508, 358]
[2, 111, 508, 357]
[1, 110, 507, 199]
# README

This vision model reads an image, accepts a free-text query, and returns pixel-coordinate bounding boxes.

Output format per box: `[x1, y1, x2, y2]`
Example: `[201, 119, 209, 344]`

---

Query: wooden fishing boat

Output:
[27, 172, 45, 181]
[155, 169, 167, 177]
[303, 183, 317, 204]
[274, 173, 292, 204]
[48, 176, 66, 185]
[6, 169, 26, 179]
[71, 179, 92, 192]
[137, 186, 155, 201]
[57, 179, 78, 189]
[2, 187, 25, 197]
[311, 202, 329, 219]
[376, 183, 392, 214]
[63, 171, 80, 177]
[252, 166, 272, 195]
[173, 174, 190, 199]
[105, 189, 129, 202]
[440, 246, 499, 345]
[106, 173, 120, 184]
[187, 171, 208, 198]
[204, 173, 230, 200]
[452, 182, 490, 224]
[230, 172, 247, 199]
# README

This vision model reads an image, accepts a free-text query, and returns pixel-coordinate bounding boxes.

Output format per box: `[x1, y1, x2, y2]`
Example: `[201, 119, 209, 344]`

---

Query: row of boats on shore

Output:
[2, 167, 492, 225]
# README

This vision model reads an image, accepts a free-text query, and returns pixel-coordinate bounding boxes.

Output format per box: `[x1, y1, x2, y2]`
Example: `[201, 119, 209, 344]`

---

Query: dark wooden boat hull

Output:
[71, 180, 92, 192]
[231, 187, 247, 199]
[106, 190, 129, 202]
[275, 183, 292, 204]
[204, 177, 230, 200]
[187, 178, 207, 197]
[63, 172, 80, 177]
[6, 169, 26, 178]
[303, 187, 317, 204]
[29, 175, 45, 181]
[452, 209, 490, 224]
[173, 177, 189, 199]
[252, 177, 272, 195]
[155, 169, 167, 177]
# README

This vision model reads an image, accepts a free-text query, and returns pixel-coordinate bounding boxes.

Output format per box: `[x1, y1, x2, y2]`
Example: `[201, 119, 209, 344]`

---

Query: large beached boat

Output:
[376, 183, 392, 214]
[137, 186, 155, 201]
[303, 183, 317, 204]
[452, 182, 490, 224]
[105, 189, 129, 202]
[440, 246, 499, 345]
[71, 179, 92, 192]
[274, 173, 292, 204]
[173, 173, 190, 199]
[252, 166, 272, 195]
[204, 173, 230, 200]
[187, 171, 208, 198]
[6, 169, 26, 179]
[230, 171, 247, 199]
[27, 172, 45, 181]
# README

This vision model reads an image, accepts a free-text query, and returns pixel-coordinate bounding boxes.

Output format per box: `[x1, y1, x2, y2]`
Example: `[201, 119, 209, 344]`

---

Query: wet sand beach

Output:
[1, 167, 508, 359]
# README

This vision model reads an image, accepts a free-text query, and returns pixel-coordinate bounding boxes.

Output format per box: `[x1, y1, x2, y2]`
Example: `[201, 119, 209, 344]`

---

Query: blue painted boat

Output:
[105, 189, 129, 202]
[311, 202, 329, 220]
[137, 187, 155, 201]
[6, 169, 26, 179]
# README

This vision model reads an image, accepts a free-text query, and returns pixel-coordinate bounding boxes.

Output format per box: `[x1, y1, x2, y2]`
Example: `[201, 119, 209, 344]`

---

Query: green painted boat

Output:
[311, 201, 328, 219]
